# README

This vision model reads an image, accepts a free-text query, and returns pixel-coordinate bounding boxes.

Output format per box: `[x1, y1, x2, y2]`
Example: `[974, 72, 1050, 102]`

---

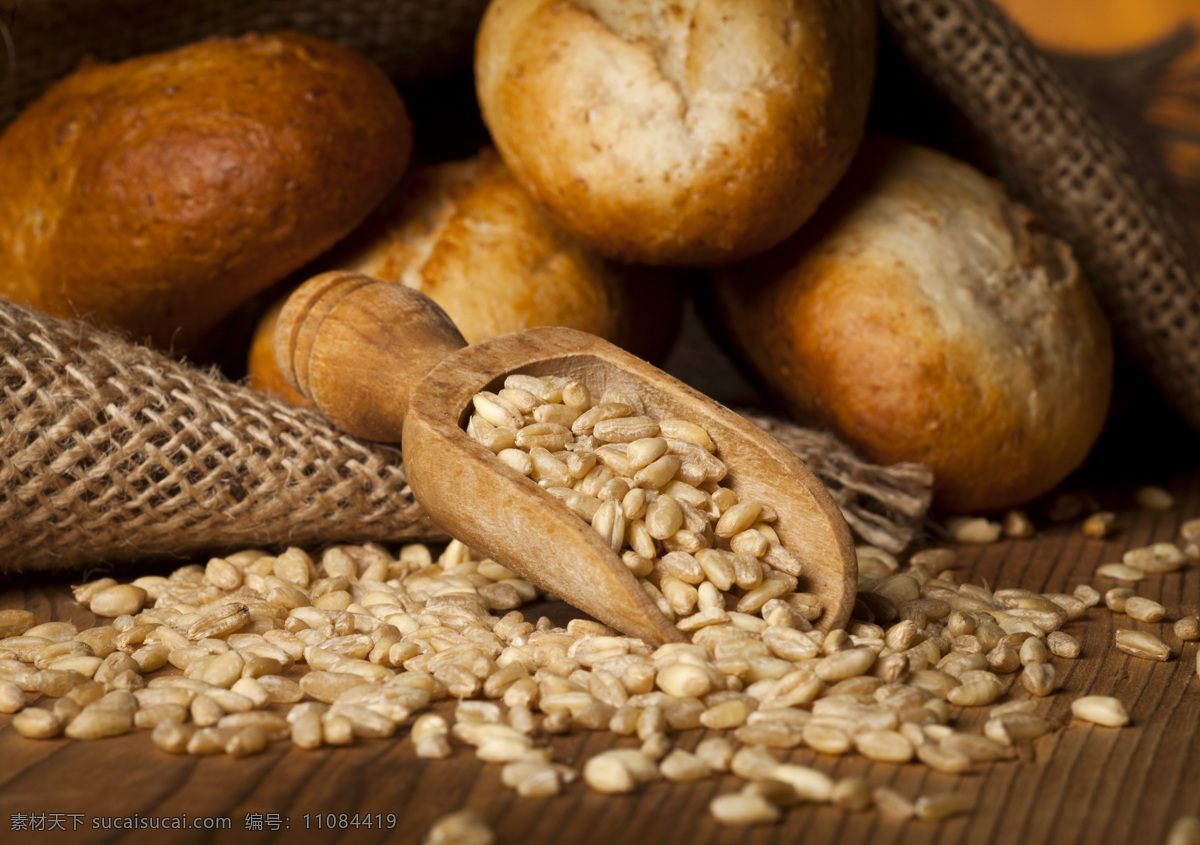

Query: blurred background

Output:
[994, 0, 1200, 239]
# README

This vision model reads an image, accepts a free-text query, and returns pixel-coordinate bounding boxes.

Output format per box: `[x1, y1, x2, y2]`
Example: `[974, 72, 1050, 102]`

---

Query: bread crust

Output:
[322, 148, 680, 358]
[248, 148, 682, 403]
[709, 139, 1115, 513]
[0, 32, 412, 349]
[474, 0, 877, 266]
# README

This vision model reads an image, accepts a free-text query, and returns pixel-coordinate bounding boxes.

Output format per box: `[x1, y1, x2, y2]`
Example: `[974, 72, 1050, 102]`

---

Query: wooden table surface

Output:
[0, 409, 1198, 845]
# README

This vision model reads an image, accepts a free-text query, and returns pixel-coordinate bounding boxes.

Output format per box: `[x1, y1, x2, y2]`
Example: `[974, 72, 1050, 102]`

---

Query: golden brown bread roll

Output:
[0, 32, 412, 351]
[707, 138, 1115, 513]
[474, 0, 877, 266]
[247, 298, 310, 407]
[247, 147, 682, 402]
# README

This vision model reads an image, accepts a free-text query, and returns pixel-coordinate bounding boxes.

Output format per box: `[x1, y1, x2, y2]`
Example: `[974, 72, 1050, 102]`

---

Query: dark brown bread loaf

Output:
[0, 31, 413, 351]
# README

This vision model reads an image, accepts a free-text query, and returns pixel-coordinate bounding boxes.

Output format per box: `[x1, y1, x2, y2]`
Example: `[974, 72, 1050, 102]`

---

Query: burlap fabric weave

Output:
[0, 299, 440, 576]
[880, 0, 1200, 434]
[0, 0, 491, 128]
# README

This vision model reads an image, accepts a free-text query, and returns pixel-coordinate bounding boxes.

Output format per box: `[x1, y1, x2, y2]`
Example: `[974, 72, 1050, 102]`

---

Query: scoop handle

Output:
[274, 271, 467, 442]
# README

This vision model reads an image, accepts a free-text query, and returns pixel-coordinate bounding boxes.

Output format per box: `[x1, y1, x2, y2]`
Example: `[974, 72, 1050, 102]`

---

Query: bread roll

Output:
[707, 139, 1114, 513]
[248, 298, 310, 406]
[247, 148, 682, 403]
[0, 32, 412, 350]
[474, 0, 877, 266]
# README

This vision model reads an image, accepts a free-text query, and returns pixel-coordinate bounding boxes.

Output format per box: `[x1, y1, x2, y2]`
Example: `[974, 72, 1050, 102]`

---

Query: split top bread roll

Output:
[0, 32, 412, 350]
[247, 148, 681, 404]
[474, 0, 877, 266]
[708, 139, 1115, 513]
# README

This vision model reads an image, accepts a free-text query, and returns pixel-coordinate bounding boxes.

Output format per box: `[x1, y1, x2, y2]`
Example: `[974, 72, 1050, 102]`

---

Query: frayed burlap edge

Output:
[742, 414, 934, 555]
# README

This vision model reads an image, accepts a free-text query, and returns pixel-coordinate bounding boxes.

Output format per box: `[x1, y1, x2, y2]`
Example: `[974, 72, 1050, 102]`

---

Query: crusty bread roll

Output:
[0, 32, 412, 351]
[247, 147, 682, 403]
[707, 138, 1114, 513]
[474, 0, 877, 266]
[248, 298, 310, 406]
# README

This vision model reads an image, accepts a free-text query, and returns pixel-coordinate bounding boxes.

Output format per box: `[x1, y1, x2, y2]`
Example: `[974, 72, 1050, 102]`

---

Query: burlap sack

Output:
[0, 0, 491, 128]
[0, 298, 437, 576]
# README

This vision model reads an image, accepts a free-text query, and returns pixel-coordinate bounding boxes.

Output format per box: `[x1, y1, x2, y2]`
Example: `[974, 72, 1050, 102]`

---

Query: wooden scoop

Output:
[275, 271, 858, 645]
